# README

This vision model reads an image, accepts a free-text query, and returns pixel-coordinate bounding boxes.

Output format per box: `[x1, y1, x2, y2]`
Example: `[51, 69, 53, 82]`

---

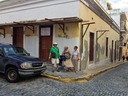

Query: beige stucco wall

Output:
[54, 23, 81, 70]
[79, 2, 120, 69]
[0, 27, 12, 34]
[54, 23, 80, 54]
[0, 26, 36, 36]
[0, 27, 12, 44]
[24, 26, 37, 36]
[55, 23, 79, 38]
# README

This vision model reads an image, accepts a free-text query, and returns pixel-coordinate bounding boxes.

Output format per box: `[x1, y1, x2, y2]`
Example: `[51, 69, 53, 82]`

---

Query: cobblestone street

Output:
[0, 63, 128, 96]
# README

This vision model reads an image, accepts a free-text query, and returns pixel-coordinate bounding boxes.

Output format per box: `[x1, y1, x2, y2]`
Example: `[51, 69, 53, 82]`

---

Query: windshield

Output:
[3, 45, 29, 56]
[15, 47, 29, 56]
[3, 46, 16, 55]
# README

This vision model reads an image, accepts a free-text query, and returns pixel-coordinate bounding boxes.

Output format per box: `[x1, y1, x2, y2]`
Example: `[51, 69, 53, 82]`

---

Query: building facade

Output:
[0, 0, 120, 70]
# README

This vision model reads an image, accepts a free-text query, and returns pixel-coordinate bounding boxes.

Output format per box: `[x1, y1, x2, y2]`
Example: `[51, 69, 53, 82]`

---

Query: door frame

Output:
[106, 37, 108, 57]
[13, 27, 24, 47]
[39, 25, 53, 60]
[89, 32, 95, 63]
[111, 40, 114, 62]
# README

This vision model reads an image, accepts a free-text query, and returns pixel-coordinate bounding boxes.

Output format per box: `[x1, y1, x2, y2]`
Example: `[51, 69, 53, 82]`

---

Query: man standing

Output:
[49, 42, 60, 72]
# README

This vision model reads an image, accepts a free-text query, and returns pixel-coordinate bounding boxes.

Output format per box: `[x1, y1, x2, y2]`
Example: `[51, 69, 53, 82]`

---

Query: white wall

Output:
[0, 34, 12, 44]
[0, 0, 79, 23]
[24, 36, 39, 57]
[55, 37, 80, 55]
[0, 33, 39, 57]
[24, 25, 39, 57]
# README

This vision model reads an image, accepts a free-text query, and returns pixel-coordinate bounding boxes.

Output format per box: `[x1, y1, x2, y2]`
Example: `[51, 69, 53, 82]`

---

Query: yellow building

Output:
[0, 0, 120, 70]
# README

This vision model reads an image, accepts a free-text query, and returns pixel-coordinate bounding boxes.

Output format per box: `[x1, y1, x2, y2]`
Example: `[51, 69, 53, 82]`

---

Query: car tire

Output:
[5, 67, 19, 83]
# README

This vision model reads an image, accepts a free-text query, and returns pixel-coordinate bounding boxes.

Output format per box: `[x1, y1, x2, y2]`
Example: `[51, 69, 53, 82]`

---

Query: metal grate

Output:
[32, 63, 42, 67]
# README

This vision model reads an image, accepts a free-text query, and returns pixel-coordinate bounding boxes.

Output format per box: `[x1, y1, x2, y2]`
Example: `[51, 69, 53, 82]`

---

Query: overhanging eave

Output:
[0, 17, 83, 28]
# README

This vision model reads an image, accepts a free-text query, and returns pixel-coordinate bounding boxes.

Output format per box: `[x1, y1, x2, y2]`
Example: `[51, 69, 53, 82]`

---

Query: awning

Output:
[0, 17, 83, 28]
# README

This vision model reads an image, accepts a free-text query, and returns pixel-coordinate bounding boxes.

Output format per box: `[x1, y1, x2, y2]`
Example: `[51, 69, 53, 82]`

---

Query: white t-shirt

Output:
[72, 51, 79, 60]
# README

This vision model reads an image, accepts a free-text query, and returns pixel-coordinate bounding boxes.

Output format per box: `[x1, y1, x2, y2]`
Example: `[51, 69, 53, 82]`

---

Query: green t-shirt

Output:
[50, 47, 59, 58]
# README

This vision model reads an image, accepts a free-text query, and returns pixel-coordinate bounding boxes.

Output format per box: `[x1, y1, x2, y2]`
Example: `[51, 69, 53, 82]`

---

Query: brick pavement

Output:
[1, 63, 128, 96]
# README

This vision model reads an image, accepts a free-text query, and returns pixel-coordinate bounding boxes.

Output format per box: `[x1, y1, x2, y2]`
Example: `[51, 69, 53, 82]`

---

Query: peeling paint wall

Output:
[0, 27, 12, 44]
[79, 1, 120, 69]
[0, 34, 12, 44]
[54, 23, 80, 54]
[0, 26, 39, 57]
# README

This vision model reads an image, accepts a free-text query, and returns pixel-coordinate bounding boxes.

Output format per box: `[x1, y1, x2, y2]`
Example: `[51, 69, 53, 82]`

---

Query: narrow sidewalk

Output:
[42, 61, 126, 83]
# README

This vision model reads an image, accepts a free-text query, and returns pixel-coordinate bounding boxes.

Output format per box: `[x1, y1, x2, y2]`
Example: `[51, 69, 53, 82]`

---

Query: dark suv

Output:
[0, 43, 46, 83]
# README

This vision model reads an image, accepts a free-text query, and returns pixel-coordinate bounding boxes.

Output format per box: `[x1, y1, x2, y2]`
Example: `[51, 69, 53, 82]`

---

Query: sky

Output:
[109, 0, 128, 11]
[0, 0, 5, 2]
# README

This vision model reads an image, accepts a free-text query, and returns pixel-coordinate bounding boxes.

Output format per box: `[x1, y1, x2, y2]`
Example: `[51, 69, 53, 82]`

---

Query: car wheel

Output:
[5, 67, 19, 83]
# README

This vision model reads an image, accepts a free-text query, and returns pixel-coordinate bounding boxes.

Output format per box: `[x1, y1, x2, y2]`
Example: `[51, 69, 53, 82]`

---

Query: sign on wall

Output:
[41, 27, 50, 36]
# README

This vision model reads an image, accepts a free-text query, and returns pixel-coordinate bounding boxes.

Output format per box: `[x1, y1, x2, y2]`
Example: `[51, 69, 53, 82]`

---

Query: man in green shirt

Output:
[49, 42, 60, 72]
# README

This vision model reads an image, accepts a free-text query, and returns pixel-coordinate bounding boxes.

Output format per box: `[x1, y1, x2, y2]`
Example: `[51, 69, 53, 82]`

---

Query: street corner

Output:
[80, 62, 126, 81]
[41, 62, 126, 83]
[41, 73, 88, 83]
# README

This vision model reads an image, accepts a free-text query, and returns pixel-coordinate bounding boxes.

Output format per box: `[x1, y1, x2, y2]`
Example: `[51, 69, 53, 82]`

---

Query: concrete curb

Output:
[42, 73, 88, 83]
[80, 62, 125, 81]
[42, 62, 125, 83]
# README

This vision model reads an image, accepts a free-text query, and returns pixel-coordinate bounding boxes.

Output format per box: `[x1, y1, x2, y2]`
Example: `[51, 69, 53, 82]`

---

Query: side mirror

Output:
[27, 53, 30, 56]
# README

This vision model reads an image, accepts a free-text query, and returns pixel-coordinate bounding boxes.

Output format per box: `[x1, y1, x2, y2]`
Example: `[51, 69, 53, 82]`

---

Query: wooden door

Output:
[89, 32, 94, 62]
[111, 40, 114, 62]
[39, 26, 53, 61]
[13, 27, 23, 47]
[106, 37, 108, 57]
[114, 41, 117, 61]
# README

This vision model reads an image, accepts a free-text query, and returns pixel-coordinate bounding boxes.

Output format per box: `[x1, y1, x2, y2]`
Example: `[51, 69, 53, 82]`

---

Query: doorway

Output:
[106, 37, 108, 57]
[39, 26, 53, 61]
[114, 41, 117, 61]
[13, 27, 24, 47]
[111, 40, 114, 62]
[89, 32, 94, 62]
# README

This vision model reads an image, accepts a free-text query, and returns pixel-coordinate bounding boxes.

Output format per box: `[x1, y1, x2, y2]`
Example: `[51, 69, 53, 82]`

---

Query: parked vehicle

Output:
[14, 46, 30, 56]
[0, 43, 46, 83]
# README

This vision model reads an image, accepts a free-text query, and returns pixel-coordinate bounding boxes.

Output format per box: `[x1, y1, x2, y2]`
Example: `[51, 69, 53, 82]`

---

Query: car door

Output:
[0, 47, 6, 73]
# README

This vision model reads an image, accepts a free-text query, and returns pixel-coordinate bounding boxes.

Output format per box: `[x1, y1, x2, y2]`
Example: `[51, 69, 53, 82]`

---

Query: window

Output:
[3, 46, 15, 55]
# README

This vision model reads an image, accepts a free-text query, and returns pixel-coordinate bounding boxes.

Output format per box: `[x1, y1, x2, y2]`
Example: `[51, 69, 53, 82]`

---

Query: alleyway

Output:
[0, 63, 128, 96]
